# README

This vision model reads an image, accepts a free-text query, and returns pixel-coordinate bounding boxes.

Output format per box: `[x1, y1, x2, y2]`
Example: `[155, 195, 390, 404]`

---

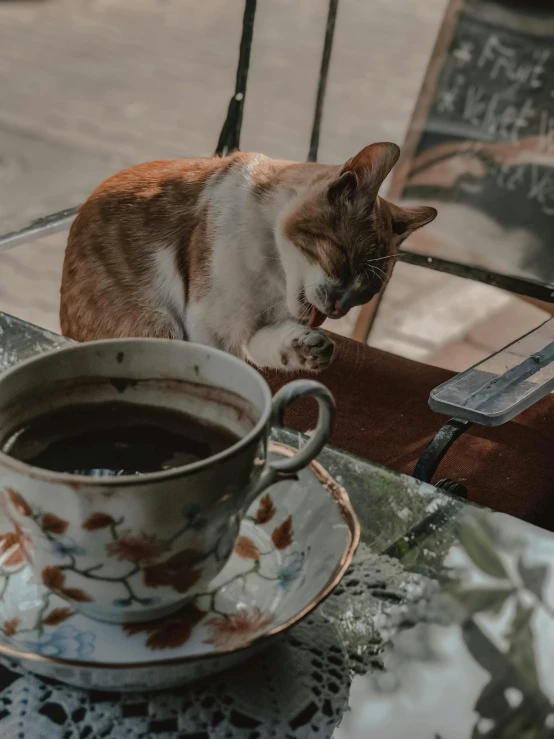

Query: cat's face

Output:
[278, 143, 437, 327]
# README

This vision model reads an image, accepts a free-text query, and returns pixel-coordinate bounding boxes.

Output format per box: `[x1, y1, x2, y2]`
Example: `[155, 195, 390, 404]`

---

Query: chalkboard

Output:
[392, 0, 554, 284]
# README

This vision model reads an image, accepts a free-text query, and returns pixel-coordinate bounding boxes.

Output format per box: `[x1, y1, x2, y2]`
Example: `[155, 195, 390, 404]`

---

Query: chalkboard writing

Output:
[432, 33, 552, 142]
[398, 0, 554, 283]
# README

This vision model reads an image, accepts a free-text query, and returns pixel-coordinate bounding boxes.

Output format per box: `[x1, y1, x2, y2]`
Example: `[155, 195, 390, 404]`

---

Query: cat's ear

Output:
[341, 142, 400, 198]
[388, 203, 437, 243]
[328, 171, 359, 204]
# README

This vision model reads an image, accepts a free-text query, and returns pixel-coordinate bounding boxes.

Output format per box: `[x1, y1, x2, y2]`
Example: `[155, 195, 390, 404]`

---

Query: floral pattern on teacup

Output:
[106, 531, 170, 564]
[123, 603, 206, 650]
[0, 490, 308, 654]
[24, 624, 96, 660]
[0, 524, 30, 568]
[254, 494, 276, 524]
[0, 492, 33, 570]
[1, 487, 211, 609]
[41, 565, 92, 603]
[205, 607, 274, 649]
[275, 551, 305, 592]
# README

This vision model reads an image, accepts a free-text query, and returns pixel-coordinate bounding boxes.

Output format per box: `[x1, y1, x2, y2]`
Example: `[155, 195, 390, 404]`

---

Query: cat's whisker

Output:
[363, 254, 399, 265]
[250, 297, 289, 322]
[368, 264, 389, 281]
[361, 265, 375, 283]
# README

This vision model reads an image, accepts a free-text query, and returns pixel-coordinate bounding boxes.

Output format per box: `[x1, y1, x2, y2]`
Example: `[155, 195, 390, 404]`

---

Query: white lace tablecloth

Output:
[0, 544, 440, 739]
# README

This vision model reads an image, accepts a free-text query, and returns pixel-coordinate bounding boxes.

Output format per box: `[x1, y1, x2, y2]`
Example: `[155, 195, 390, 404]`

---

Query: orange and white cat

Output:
[60, 142, 436, 372]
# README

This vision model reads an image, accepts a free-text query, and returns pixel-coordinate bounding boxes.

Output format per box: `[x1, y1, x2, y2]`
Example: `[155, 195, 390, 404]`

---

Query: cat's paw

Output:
[284, 329, 335, 371]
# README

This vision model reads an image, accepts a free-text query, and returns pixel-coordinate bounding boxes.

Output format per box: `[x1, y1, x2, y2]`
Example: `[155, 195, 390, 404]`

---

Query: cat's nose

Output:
[328, 283, 375, 317]
[328, 300, 347, 319]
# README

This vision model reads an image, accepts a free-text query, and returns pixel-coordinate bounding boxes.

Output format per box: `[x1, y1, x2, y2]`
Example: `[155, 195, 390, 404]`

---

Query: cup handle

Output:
[243, 379, 335, 510]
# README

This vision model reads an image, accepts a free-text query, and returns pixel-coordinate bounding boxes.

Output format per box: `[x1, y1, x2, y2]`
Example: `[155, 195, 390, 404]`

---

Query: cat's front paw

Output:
[284, 329, 335, 371]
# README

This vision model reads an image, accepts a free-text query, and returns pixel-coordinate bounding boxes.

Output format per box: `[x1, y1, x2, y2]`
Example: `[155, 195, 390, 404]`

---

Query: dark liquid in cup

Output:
[2, 401, 240, 477]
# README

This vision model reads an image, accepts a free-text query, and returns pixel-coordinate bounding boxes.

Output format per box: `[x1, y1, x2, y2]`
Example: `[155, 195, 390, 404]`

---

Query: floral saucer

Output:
[0, 443, 359, 691]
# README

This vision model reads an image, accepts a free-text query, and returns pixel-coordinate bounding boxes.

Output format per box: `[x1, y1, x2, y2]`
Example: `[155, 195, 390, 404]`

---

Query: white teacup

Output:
[0, 339, 334, 623]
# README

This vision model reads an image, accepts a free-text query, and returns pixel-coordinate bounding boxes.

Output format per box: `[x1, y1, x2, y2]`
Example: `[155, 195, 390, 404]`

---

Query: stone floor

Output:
[0, 0, 549, 374]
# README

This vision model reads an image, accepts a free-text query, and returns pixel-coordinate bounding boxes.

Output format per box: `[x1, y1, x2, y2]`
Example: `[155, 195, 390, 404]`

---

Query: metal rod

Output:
[383, 495, 461, 560]
[413, 418, 471, 483]
[0, 207, 77, 252]
[214, 0, 257, 157]
[307, 0, 339, 162]
[400, 250, 554, 304]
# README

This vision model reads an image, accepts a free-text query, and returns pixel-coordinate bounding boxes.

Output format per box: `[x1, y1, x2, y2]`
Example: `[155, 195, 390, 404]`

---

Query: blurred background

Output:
[0, 0, 548, 369]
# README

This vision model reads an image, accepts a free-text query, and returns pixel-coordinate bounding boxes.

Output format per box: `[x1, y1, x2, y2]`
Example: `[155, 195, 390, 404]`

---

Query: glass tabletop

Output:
[0, 312, 554, 738]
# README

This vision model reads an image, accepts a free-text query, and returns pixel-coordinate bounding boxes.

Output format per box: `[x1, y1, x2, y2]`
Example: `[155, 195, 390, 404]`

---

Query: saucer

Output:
[0, 442, 359, 691]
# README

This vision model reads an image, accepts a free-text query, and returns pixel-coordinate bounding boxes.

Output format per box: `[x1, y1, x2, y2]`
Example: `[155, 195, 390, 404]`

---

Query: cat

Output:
[60, 142, 437, 372]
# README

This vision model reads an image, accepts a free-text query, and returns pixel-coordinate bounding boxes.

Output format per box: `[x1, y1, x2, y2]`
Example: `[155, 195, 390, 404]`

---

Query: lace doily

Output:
[0, 543, 443, 738]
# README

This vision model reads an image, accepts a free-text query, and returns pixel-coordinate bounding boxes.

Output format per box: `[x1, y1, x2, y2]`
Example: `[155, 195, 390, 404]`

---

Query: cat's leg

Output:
[185, 301, 225, 350]
[246, 320, 334, 372]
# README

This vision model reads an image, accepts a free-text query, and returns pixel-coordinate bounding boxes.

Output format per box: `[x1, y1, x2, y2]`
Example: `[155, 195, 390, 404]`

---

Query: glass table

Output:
[0, 312, 553, 738]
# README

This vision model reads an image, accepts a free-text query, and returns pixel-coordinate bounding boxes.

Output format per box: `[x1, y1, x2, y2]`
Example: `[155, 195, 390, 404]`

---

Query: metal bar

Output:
[400, 250, 554, 304]
[383, 495, 461, 560]
[386, 0, 465, 202]
[214, 0, 257, 157]
[0, 207, 77, 252]
[413, 418, 472, 483]
[307, 0, 339, 163]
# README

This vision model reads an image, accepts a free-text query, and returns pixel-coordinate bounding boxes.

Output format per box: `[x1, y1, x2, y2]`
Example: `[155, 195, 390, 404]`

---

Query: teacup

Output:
[0, 339, 334, 623]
